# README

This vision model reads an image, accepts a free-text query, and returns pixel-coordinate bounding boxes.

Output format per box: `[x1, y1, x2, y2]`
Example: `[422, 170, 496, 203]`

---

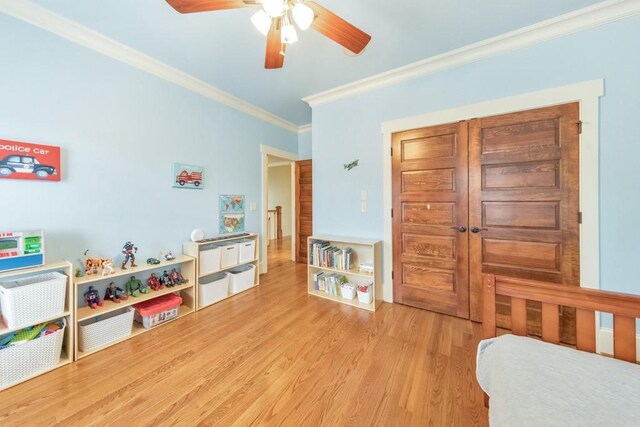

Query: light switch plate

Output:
[360, 190, 368, 201]
[361, 201, 367, 213]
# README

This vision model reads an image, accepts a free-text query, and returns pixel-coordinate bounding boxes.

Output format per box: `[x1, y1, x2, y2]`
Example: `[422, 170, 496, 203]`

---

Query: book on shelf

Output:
[309, 240, 354, 271]
[358, 263, 374, 274]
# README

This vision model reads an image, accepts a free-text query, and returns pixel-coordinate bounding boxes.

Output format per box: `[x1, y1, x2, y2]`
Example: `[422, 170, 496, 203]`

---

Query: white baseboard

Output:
[260, 261, 266, 275]
[598, 327, 640, 362]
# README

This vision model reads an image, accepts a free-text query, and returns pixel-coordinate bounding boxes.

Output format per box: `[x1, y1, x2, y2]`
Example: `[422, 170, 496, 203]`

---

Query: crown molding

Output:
[0, 0, 302, 134]
[303, 0, 640, 107]
[297, 123, 312, 134]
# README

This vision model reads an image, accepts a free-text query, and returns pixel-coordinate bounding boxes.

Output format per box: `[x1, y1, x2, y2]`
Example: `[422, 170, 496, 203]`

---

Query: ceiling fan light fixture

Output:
[251, 10, 272, 36]
[281, 18, 298, 44]
[291, 3, 314, 30]
[262, 0, 286, 18]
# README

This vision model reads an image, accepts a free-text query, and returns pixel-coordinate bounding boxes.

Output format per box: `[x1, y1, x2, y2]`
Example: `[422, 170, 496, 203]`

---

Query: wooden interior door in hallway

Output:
[295, 160, 312, 264]
[392, 103, 580, 329]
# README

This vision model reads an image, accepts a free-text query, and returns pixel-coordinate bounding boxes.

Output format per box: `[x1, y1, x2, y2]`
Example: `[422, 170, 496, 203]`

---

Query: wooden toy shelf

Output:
[0, 260, 74, 391]
[73, 255, 196, 360]
[307, 235, 382, 312]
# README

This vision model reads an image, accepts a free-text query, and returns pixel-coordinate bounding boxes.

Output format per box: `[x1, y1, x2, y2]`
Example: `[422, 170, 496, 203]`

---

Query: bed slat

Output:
[483, 274, 496, 339]
[614, 315, 637, 363]
[542, 303, 560, 344]
[576, 309, 596, 352]
[511, 297, 527, 336]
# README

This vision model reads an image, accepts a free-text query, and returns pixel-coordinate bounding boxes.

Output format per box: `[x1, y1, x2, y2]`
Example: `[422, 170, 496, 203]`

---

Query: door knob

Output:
[451, 226, 467, 232]
[471, 227, 488, 233]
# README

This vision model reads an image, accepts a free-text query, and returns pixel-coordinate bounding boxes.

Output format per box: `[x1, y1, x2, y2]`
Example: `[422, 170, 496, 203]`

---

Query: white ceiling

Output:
[25, 0, 605, 125]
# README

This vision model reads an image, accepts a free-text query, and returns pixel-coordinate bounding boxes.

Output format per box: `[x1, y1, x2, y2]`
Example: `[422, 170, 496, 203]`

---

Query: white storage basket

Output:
[238, 239, 256, 263]
[0, 318, 66, 389]
[199, 272, 230, 308]
[78, 307, 134, 353]
[199, 244, 221, 276]
[228, 264, 256, 294]
[220, 242, 239, 269]
[0, 272, 66, 329]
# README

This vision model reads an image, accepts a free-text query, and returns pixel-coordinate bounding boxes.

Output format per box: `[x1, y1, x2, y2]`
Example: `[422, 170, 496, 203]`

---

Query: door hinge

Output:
[392, 270, 394, 280]
[391, 208, 394, 218]
[577, 121, 583, 134]
[578, 212, 582, 224]
[390, 147, 393, 156]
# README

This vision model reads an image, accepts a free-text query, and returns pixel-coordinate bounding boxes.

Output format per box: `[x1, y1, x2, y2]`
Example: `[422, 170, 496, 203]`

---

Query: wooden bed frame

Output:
[483, 273, 640, 361]
[482, 273, 640, 406]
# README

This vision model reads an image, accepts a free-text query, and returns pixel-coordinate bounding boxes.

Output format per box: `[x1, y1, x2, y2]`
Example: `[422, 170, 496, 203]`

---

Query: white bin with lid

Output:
[228, 264, 256, 294]
[219, 242, 239, 269]
[199, 272, 230, 308]
[199, 244, 221, 276]
[238, 239, 256, 263]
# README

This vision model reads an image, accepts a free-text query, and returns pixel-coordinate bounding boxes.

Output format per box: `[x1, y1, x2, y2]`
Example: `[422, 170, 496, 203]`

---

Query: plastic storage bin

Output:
[238, 239, 256, 263]
[199, 272, 230, 308]
[228, 264, 256, 293]
[133, 294, 182, 329]
[357, 284, 373, 304]
[79, 307, 134, 353]
[341, 283, 356, 300]
[0, 318, 66, 389]
[220, 242, 239, 269]
[199, 244, 221, 276]
[0, 272, 66, 329]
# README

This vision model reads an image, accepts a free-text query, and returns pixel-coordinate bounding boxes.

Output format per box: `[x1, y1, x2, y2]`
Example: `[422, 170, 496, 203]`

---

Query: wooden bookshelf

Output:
[307, 235, 382, 312]
[73, 255, 196, 360]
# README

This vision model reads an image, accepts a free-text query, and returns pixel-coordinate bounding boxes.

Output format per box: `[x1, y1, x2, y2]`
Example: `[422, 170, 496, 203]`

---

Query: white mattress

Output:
[476, 335, 640, 427]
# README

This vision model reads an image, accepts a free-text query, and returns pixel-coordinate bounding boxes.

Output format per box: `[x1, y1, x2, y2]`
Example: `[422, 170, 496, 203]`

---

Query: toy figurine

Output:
[101, 259, 115, 276]
[169, 268, 188, 285]
[75, 267, 84, 278]
[160, 270, 173, 288]
[125, 275, 150, 297]
[121, 241, 138, 270]
[161, 251, 175, 261]
[84, 250, 114, 276]
[147, 273, 164, 291]
[84, 286, 105, 309]
[146, 258, 161, 265]
[104, 282, 128, 303]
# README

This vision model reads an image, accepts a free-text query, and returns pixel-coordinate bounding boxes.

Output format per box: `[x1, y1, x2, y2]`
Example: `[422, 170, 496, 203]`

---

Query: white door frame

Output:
[381, 79, 604, 347]
[261, 144, 298, 274]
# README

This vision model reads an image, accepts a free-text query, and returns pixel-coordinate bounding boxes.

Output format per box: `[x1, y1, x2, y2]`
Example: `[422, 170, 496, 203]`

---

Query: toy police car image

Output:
[0, 155, 57, 178]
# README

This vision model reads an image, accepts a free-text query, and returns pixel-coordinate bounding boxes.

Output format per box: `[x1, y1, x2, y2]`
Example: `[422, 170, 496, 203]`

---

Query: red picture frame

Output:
[0, 139, 61, 182]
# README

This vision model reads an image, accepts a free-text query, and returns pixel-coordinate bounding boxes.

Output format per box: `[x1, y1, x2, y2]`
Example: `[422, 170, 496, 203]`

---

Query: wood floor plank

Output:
[0, 238, 488, 426]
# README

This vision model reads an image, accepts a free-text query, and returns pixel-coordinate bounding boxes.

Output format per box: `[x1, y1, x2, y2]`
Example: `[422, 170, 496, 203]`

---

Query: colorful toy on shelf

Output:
[84, 285, 105, 309]
[161, 250, 175, 261]
[84, 249, 115, 276]
[75, 267, 84, 278]
[146, 258, 160, 265]
[147, 273, 164, 291]
[169, 268, 188, 285]
[0, 319, 64, 350]
[160, 270, 173, 288]
[125, 275, 150, 297]
[121, 241, 138, 270]
[104, 282, 128, 303]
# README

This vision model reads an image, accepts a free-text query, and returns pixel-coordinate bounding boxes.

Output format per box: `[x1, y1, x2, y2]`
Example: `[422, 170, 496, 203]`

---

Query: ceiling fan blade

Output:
[265, 18, 286, 69]
[306, 1, 371, 54]
[166, 0, 256, 14]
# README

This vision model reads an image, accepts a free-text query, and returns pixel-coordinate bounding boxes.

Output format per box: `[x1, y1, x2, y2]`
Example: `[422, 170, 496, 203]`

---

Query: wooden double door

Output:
[392, 103, 580, 328]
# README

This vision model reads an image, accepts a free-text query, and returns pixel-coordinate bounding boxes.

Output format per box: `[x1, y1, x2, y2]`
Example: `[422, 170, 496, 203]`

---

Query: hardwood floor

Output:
[0, 240, 488, 426]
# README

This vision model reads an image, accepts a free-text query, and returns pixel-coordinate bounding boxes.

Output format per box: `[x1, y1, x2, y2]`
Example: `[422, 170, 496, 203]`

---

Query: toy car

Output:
[146, 258, 161, 265]
[0, 155, 56, 178]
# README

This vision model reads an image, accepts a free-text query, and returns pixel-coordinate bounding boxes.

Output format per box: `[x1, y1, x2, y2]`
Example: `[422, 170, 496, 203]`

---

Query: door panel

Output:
[469, 103, 580, 342]
[393, 122, 469, 318]
[295, 160, 312, 264]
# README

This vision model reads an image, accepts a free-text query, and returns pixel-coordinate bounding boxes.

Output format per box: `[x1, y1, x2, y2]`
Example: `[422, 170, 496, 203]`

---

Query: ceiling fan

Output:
[165, 0, 372, 69]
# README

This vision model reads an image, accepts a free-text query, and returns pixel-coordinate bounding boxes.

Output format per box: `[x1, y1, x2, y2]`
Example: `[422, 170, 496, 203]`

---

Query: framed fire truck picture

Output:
[0, 139, 61, 182]
[172, 163, 204, 189]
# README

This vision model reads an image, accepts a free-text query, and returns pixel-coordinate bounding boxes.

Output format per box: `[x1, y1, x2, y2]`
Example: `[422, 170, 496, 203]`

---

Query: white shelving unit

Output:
[73, 255, 196, 360]
[183, 233, 260, 310]
[307, 235, 382, 312]
[0, 261, 74, 391]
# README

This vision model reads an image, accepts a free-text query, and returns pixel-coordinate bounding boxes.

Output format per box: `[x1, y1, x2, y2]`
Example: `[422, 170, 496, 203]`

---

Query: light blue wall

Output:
[298, 131, 312, 160]
[312, 15, 640, 299]
[0, 16, 297, 269]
